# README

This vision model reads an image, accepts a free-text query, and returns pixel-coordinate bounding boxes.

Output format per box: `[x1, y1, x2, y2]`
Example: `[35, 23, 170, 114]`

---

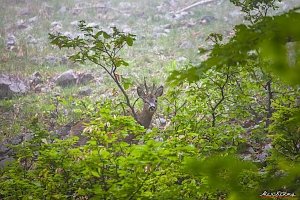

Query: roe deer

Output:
[136, 82, 163, 129]
[68, 82, 163, 144]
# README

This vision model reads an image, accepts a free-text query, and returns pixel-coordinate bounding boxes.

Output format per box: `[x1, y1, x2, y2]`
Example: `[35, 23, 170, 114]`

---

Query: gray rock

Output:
[78, 88, 92, 96]
[16, 19, 29, 29]
[86, 22, 99, 28]
[50, 21, 62, 33]
[60, 56, 68, 65]
[29, 71, 43, 89]
[26, 35, 38, 44]
[45, 55, 59, 65]
[246, 147, 255, 154]
[6, 34, 17, 50]
[263, 143, 272, 151]
[200, 16, 216, 24]
[158, 118, 167, 126]
[28, 16, 38, 23]
[30, 56, 42, 65]
[0, 143, 9, 154]
[51, 21, 62, 27]
[179, 41, 194, 49]
[256, 152, 268, 162]
[229, 10, 243, 19]
[173, 11, 189, 20]
[58, 6, 67, 13]
[176, 56, 187, 62]
[55, 70, 77, 87]
[0, 74, 28, 99]
[119, 2, 132, 10]
[63, 32, 73, 38]
[10, 135, 23, 145]
[0, 157, 15, 169]
[19, 8, 31, 16]
[77, 73, 94, 84]
[70, 20, 79, 27]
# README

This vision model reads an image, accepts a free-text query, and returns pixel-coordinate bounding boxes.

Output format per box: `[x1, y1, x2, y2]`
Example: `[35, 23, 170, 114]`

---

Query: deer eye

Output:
[155, 99, 158, 103]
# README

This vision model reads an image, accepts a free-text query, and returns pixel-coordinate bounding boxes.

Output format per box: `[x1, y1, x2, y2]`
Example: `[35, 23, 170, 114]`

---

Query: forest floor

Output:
[0, 0, 298, 139]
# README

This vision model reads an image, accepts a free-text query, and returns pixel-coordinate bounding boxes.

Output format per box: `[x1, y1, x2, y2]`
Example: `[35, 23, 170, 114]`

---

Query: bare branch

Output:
[176, 0, 216, 13]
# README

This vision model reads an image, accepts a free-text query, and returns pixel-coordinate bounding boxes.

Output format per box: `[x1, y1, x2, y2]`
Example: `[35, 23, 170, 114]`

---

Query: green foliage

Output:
[168, 9, 300, 85]
[164, 1, 300, 199]
[269, 101, 300, 160]
[49, 21, 135, 67]
[186, 155, 260, 200]
[0, 102, 201, 199]
[230, 0, 282, 22]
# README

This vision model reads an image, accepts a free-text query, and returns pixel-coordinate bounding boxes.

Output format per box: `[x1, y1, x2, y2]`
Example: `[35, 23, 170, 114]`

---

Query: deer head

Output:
[136, 81, 163, 128]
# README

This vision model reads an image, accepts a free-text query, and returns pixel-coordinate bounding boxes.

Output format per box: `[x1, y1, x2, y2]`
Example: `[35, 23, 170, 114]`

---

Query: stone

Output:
[10, 135, 23, 145]
[200, 16, 216, 24]
[246, 147, 255, 154]
[19, 8, 31, 16]
[6, 34, 17, 50]
[78, 88, 92, 96]
[0, 143, 9, 154]
[50, 21, 62, 32]
[45, 55, 59, 65]
[70, 20, 79, 27]
[26, 35, 38, 44]
[0, 157, 15, 169]
[28, 16, 38, 23]
[58, 6, 67, 14]
[119, 2, 132, 10]
[17, 19, 29, 29]
[29, 71, 43, 89]
[176, 56, 187, 62]
[77, 73, 94, 84]
[0, 74, 28, 99]
[179, 41, 194, 49]
[60, 56, 68, 65]
[55, 70, 77, 87]
[158, 117, 167, 126]
[86, 22, 98, 28]
[63, 32, 73, 38]
[256, 152, 268, 162]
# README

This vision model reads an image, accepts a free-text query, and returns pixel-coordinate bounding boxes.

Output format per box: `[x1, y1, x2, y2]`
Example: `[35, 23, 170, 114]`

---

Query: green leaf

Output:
[122, 77, 133, 90]
[103, 31, 111, 39]
[125, 36, 134, 46]
[91, 170, 100, 178]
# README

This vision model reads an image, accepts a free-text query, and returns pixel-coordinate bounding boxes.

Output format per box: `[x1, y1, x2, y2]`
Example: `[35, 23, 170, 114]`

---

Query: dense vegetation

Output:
[1, 0, 300, 199]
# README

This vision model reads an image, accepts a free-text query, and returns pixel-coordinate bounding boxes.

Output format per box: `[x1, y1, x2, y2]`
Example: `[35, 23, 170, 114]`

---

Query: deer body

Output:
[137, 104, 156, 128]
[136, 84, 163, 129]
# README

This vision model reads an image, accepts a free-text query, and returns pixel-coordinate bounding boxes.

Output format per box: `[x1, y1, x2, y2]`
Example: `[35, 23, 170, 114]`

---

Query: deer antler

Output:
[151, 83, 156, 94]
[144, 77, 149, 94]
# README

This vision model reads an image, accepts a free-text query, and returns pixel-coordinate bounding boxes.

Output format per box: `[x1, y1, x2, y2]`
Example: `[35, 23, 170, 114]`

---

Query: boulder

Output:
[200, 15, 216, 24]
[77, 72, 94, 84]
[6, 34, 17, 50]
[29, 72, 43, 91]
[78, 88, 92, 96]
[16, 19, 29, 29]
[28, 16, 38, 23]
[0, 74, 28, 99]
[0, 157, 15, 169]
[45, 55, 59, 65]
[0, 133, 33, 169]
[55, 70, 77, 87]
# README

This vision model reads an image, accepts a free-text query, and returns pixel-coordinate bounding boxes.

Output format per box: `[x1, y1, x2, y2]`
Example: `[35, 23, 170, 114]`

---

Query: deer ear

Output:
[155, 86, 163, 97]
[137, 86, 145, 97]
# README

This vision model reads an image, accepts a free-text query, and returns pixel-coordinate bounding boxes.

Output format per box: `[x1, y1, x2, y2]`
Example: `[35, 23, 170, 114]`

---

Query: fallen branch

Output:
[176, 0, 216, 13]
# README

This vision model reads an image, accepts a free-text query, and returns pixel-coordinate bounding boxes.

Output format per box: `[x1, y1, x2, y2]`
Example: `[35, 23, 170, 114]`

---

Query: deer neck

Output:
[138, 106, 155, 129]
